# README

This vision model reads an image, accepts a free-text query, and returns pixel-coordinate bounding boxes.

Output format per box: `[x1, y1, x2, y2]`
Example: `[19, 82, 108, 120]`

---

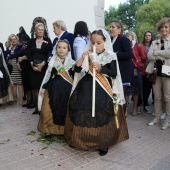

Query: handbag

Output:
[33, 59, 43, 66]
[146, 62, 157, 85]
[156, 60, 163, 76]
[162, 65, 170, 77]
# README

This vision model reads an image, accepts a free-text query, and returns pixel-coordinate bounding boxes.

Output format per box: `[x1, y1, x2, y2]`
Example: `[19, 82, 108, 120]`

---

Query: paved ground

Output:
[0, 99, 170, 170]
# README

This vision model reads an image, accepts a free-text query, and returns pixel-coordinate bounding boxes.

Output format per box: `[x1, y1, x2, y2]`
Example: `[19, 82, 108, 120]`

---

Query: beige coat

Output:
[146, 34, 170, 74]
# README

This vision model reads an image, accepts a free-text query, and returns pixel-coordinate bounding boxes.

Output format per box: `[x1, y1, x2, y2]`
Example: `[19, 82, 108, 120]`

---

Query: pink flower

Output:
[43, 40, 48, 44]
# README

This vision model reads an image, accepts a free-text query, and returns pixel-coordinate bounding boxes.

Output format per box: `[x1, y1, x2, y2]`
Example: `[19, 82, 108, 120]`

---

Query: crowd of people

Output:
[0, 16, 170, 156]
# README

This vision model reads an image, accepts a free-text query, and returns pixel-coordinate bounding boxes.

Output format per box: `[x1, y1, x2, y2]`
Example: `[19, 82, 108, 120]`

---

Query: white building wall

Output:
[0, 0, 104, 45]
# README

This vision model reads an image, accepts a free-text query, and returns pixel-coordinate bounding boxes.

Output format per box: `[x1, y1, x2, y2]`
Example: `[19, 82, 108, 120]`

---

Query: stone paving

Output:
[0, 100, 170, 170]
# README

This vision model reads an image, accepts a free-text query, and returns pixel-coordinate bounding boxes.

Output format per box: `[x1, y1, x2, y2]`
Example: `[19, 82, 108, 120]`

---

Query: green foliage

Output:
[36, 134, 67, 146]
[105, 6, 117, 26]
[105, 0, 149, 31]
[135, 0, 170, 41]
[105, 0, 170, 42]
[27, 131, 36, 136]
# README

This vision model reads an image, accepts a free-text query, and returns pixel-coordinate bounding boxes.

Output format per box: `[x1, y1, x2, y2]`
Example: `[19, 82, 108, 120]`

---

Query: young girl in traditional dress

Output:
[64, 29, 129, 156]
[38, 40, 75, 137]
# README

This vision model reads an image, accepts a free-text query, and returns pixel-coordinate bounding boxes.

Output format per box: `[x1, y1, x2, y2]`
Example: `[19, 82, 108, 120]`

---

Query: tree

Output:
[105, 0, 150, 31]
[105, 6, 117, 30]
[117, 0, 150, 29]
[135, 0, 170, 41]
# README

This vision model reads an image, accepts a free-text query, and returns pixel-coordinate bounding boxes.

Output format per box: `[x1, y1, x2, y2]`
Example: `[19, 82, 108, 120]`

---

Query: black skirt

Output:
[30, 64, 47, 89]
[69, 73, 114, 128]
[48, 75, 72, 125]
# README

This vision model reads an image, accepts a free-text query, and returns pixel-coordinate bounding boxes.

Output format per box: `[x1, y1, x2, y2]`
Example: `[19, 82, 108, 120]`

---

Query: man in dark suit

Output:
[52, 20, 75, 60]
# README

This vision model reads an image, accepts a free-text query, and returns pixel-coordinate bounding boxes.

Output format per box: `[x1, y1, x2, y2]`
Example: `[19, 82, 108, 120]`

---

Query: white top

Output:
[73, 36, 87, 61]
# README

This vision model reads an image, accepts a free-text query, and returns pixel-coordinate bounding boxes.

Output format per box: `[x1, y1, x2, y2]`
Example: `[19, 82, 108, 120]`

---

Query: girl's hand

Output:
[82, 51, 90, 60]
[32, 66, 40, 72]
[39, 89, 45, 97]
[76, 51, 90, 66]
[92, 62, 101, 71]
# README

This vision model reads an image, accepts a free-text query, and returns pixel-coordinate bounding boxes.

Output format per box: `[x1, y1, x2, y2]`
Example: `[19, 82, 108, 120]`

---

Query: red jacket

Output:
[132, 43, 146, 75]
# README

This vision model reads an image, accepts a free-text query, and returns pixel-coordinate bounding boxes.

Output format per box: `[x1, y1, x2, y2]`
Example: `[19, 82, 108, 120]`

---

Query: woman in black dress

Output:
[17, 27, 32, 107]
[27, 23, 52, 114]
[4, 34, 23, 105]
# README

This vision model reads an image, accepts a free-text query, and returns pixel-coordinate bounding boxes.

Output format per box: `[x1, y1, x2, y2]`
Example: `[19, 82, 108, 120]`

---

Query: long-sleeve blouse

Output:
[27, 38, 52, 63]
[4, 45, 22, 60]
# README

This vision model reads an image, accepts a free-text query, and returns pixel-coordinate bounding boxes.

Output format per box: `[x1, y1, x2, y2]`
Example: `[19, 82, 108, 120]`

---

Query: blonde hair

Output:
[34, 23, 45, 33]
[126, 31, 138, 42]
[53, 20, 67, 31]
[6, 34, 19, 48]
[157, 17, 170, 31]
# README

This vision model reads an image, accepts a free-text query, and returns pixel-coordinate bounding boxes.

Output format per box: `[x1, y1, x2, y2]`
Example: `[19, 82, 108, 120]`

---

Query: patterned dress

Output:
[4, 45, 22, 84]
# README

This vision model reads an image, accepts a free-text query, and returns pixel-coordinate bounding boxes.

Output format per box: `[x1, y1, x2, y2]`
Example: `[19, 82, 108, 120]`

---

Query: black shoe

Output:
[23, 96, 26, 100]
[22, 103, 31, 107]
[27, 104, 36, 109]
[32, 111, 38, 115]
[45, 134, 52, 139]
[99, 148, 108, 156]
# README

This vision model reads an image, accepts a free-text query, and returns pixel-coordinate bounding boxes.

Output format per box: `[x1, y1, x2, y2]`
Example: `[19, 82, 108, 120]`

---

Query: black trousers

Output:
[138, 75, 153, 107]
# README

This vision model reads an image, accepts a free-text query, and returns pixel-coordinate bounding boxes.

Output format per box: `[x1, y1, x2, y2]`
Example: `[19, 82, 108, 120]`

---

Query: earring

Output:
[118, 33, 122, 36]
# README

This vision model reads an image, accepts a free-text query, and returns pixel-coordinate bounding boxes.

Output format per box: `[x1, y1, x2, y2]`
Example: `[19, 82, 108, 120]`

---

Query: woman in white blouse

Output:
[73, 21, 89, 61]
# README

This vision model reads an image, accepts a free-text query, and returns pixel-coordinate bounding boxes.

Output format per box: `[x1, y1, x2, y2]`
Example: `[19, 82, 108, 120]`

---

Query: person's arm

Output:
[67, 33, 75, 60]
[18, 55, 28, 62]
[147, 41, 158, 61]
[154, 49, 170, 59]
[4, 48, 10, 60]
[100, 60, 117, 78]
[9, 45, 22, 59]
[116, 36, 132, 60]
[138, 44, 147, 63]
